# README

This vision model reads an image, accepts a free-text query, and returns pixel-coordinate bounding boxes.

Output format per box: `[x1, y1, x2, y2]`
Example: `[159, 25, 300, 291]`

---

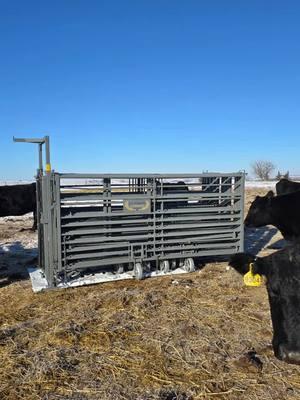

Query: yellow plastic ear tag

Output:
[243, 263, 262, 287]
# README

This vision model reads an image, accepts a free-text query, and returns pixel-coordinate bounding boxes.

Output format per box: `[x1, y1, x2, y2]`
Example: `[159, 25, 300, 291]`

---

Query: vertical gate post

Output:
[13, 136, 57, 287]
[239, 173, 245, 252]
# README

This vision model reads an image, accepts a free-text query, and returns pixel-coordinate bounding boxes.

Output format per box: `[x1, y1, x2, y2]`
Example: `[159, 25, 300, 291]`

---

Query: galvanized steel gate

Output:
[14, 137, 245, 289]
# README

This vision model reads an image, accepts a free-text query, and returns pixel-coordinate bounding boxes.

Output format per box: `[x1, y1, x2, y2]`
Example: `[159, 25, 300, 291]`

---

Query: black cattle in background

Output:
[0, 183, 37, 230]
[229, 245, 300, 365]
[276, 178, 300, 195]
[244, 190, 300, 241]
[155, 180, 189, 209]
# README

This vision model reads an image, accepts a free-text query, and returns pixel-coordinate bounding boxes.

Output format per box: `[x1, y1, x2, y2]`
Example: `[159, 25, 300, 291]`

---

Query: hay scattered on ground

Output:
[0, 189, 300, 400]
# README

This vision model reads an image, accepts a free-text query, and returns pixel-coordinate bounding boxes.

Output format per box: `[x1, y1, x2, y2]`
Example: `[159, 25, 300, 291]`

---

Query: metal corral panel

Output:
[38, 172, 245, 287]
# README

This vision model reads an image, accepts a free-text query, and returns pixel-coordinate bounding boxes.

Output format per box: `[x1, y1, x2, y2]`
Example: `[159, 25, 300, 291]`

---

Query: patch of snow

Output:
[0, 241, 37, 255]
[0, 213, 34, 222]
[7, 240, 36, 250]
[29, 266, 193, 292]
[0, 180, 34, 186]
[245, 179, 300, 189]
[245, 180, 276, 189]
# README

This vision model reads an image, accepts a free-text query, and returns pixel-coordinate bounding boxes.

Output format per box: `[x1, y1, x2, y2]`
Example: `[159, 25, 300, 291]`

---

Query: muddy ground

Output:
[0, 188, 299, 400]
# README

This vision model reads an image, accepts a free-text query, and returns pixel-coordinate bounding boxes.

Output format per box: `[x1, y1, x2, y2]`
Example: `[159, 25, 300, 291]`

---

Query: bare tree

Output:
[251, 160, 276, 181]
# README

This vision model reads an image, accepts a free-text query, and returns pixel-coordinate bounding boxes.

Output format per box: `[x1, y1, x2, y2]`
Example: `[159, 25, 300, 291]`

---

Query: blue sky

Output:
[1, 0, 300, 180]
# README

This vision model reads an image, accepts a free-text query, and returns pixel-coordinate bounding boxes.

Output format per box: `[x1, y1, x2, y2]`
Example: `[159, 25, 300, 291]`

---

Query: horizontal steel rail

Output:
[60, 206, 242, 219]
[59, 172, 244, 179]
[65, 247, 239, 271]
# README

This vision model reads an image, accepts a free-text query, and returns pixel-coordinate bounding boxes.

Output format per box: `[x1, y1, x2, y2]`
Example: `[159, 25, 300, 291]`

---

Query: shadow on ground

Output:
[244, 226, 283, 255]
[267, 238, 287, 250]
[0, 241, 37, 288]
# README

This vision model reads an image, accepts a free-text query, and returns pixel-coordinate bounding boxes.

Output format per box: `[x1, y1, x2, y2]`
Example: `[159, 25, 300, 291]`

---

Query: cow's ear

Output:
[252, 258, 267, 276]
[266, 190, 274, 198]
[229, 253, 255, 275]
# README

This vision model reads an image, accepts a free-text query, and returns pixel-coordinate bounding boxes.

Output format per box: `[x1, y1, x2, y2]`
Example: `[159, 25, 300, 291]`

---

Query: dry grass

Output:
[1, 188, 300, 400]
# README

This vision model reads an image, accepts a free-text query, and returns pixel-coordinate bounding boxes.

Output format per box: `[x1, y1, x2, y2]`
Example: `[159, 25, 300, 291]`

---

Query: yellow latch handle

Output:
[45, 163, 51, 173]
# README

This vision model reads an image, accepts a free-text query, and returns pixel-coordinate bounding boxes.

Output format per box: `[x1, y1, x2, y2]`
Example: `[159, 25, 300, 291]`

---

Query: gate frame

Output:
[14, 136, 245, 289]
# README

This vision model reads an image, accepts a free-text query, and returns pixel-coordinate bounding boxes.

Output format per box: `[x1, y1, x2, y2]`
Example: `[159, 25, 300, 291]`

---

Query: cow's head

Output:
[228, 253, 256, 274]
[229, 253, 267, 276]
[244, 191, 274, 228]
[229, 249, 300, 365]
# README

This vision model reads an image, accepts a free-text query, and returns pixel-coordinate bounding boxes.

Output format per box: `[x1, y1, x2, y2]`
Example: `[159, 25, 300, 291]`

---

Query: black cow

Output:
[156, 180, 189, 209]
[244, 190, 300, 240]
[276, 178, 300, 195]
[0, 183, 37, 230]
[229, 246, 300, 365]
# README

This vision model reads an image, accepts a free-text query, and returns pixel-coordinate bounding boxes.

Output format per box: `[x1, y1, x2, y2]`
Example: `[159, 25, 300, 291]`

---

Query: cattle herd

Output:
[1, 178, 300, 365]
[230, 178, 300, 365]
